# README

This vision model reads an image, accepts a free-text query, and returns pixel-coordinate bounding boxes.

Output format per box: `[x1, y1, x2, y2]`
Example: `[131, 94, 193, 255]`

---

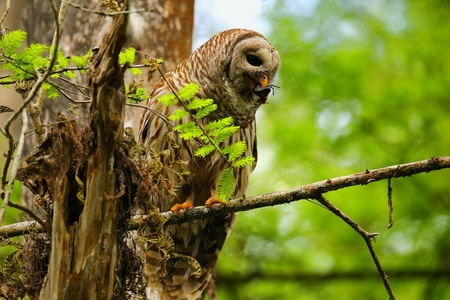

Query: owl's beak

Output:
[247, 74, 271, 104]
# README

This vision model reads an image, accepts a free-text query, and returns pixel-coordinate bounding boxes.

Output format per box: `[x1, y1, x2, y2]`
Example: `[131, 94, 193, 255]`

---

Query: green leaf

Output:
[119, 47, 136, 65]
[64, 70, 76, 78]
[158, 93, 178, 106]
[0, 77, 10, 88]
[0, 30, 27, 56]
[194, 144, 216, 157]
[210, 126, 240, 144]
[136, 87, 147, 96]
[174, 122, 203, 140]
[178, 83, 199, 101]
[222, 141, 247, 161]
[20, 44, 48, 64]
[169, 109, 189, 121]
[217, 167, 235, 202]
[233, 155, 255, 168]
[42, 82, 59, 99]
[196, 104, 217, 118]
[204, 117, 234, 131]
[71, 55, 84, 67]
[71, 50, 91, 68]
[130, 68, 142, 75]
[186, 98, 213, 110]
[57, 52, 71, 69]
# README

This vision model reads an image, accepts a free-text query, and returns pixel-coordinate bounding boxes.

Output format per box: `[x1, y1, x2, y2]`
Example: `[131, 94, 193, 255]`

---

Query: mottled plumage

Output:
[139, 28, 280, 299]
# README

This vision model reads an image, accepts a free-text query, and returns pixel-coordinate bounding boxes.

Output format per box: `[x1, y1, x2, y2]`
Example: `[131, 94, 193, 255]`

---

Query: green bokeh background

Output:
[215, 1, 450, 299]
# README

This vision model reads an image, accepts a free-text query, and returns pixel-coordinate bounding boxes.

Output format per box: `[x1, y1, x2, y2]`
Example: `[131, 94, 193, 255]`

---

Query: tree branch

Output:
[2, 156, 449, 237]
[63, 0, 152, 16]
[0, 109, 29, 225]
[27, 0, 66, 145]
[314, 194, 395, 300]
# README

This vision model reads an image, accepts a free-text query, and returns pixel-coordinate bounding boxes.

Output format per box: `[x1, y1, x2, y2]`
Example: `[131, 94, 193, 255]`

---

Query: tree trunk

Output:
[39, 9, 127, 299]
[19, 0, 195, 298]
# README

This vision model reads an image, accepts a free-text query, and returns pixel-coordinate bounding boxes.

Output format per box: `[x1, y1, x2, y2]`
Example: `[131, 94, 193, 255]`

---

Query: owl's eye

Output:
[246, 54, 263, 67]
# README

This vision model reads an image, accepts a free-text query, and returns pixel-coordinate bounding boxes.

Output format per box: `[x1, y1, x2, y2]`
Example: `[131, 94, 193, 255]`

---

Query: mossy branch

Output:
[3, 156, 449, 237]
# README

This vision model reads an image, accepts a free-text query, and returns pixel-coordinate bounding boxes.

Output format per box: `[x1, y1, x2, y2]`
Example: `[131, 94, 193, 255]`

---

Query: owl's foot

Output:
[170, 201, 193, 214]
[205, 197, 226, 210]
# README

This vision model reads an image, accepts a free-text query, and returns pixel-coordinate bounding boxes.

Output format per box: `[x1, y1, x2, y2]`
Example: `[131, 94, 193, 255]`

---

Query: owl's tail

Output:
[143, 213, 237, 300]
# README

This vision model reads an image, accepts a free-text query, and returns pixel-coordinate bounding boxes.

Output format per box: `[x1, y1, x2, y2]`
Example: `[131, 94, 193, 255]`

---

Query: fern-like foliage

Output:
[0, 30, 93, 98]
[157, 83, 255, 202]
[217, 167, 235, 202]
[0, 32, 158, 103]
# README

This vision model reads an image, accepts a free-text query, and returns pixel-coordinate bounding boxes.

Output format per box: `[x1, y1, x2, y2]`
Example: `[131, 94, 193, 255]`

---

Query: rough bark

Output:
[39, 9, 127, 299]
[127, 0, 195, 74]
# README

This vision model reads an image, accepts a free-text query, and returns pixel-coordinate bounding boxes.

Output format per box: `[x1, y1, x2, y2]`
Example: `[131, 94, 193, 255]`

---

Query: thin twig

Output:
[1, 54, 36, 76]
[314, 194, 379, 238]
[73, 98, 175, 128]
[314, 194, 396, 300]
[0, 61, 154, 86]
[28, 0, 66, 145]
[57, 75, 91, 90]
[0, 66, 90, 85]
[0, 109, 28, 225]
[63, 0, 152, 16]
[7, 201, 45, 227]
[0, 0, 10, 36]
[387, 178, 393, 229]
[126, 101, 174, 128]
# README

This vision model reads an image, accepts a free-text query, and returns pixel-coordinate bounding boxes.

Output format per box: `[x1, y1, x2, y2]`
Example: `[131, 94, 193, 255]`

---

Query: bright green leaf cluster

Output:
[174, 121, 204, 140]
[118, 47, 142, 75]
[0, 30, 49, 80]
[130, 68, 142, 75]
[71, 51, 91, 74]
[132, 87, 148, 100]
[126, 85, 150, 103]
[177, 83, 199, 101]
[42, 82, 59, 100]
[169, 109, 189, 121]
[0, 30, 94, 99]
[159, 94, 178, 106]
[217, 167, 235, 202]
[157, 83, 255, 202]
[0, 35, 155, 102]
[0, 30, 27, 56]
[118, 47, 136, 65]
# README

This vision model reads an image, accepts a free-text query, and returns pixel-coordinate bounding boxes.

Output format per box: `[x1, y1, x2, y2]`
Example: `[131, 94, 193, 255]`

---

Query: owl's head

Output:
[226, 30, 280, 106]
[185, 29, 280, 124]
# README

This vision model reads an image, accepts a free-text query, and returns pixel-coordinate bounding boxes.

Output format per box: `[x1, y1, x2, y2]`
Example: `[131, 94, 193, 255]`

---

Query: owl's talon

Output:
[170, 201, 193, 214]
[205, 197, 226, 210]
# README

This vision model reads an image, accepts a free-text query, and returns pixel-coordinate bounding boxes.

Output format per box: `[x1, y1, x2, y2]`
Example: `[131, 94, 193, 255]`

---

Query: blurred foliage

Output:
[0, 180, 22, 264]
[216, 0, 450, 299]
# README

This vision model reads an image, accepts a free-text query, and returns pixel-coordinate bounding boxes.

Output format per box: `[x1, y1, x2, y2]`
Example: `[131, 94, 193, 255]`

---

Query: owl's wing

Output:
[139, 78, 238, 300]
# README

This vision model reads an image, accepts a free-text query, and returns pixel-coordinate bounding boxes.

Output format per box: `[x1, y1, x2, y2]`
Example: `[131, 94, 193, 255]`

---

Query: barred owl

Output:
[139, 28, 280, 299]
